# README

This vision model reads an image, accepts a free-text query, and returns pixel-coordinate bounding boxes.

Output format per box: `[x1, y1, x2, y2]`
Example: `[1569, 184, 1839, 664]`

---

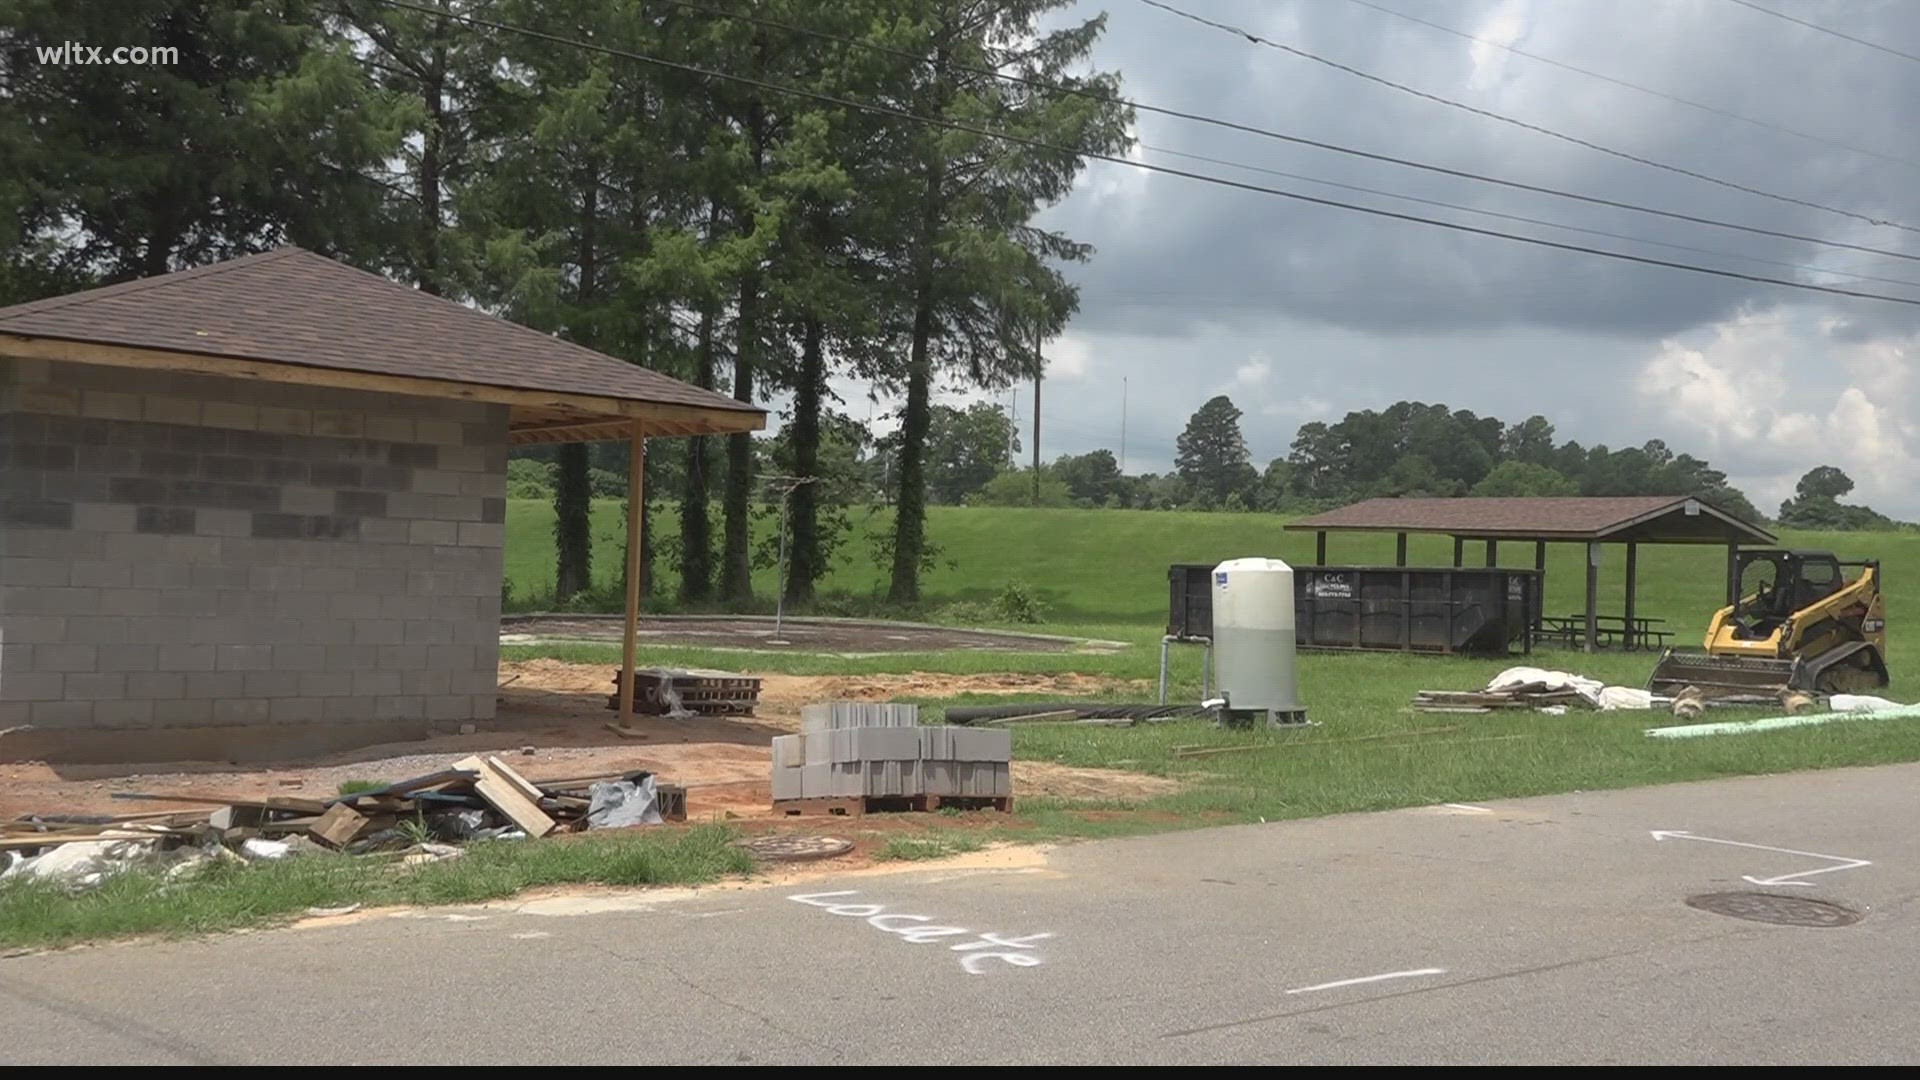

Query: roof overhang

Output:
[0, 333, 764, 442]
[1287, 496, 1775, 545]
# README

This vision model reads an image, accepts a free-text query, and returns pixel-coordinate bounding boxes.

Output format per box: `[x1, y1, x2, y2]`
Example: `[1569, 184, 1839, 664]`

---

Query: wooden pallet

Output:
[771, 794, 1014, 817]
[606, 668, 761, 716]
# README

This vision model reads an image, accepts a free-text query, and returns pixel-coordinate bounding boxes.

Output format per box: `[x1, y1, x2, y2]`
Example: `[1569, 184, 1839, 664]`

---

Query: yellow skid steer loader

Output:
[1649, 549, 1888, 697]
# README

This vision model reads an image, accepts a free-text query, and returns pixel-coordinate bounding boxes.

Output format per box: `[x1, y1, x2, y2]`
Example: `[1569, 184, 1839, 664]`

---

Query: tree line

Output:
[702, 391, 1899, 532]
[0, 0, 1132, 605]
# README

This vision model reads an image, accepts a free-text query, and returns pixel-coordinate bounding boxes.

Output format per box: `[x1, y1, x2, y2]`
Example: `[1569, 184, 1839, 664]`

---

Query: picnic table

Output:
[1535, 614, 1670, 651]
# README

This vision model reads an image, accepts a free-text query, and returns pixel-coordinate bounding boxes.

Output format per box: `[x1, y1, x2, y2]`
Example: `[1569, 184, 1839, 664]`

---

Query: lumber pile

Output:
[607, 667, 762, 717]
[1, 755, 688, 884]
[1409, 686, 1587, 714]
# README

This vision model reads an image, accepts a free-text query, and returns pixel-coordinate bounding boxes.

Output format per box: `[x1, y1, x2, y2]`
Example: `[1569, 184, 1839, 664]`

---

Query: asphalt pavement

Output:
[5, 762, 1918, 1065]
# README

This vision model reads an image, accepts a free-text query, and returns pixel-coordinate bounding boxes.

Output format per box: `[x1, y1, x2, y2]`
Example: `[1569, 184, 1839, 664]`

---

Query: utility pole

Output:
[1119, 376, 1128, 474]
[1031, 325, 1042, 505]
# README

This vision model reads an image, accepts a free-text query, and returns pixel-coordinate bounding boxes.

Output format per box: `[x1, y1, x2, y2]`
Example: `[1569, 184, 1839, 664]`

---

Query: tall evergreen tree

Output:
[0, 0, 400, 297]
[1176, 395, 1254, 505]
[876, 0, 1132, 601]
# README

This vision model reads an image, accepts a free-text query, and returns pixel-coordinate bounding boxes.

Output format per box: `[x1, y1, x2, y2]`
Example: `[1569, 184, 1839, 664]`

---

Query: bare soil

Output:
[500, 614, 1098, 653]
[0, 660, 1178, 823]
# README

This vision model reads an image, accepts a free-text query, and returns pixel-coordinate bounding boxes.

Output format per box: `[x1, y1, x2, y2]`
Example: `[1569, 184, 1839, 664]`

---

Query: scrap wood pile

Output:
[1411, 666, 1657, 715]
[1, 754, 687, 888]
[1412, 665, 1807, 716]
[1410, 686, 1590, 714]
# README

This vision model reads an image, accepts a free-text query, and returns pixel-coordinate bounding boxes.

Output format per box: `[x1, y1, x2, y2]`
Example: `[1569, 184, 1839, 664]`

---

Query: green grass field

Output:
[506, 499, 1910, 652]
[11, 502, 1912, 949]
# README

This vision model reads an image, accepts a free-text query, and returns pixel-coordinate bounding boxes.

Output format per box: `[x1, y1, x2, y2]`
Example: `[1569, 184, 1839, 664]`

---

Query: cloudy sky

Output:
[833, 0, 1920, 517]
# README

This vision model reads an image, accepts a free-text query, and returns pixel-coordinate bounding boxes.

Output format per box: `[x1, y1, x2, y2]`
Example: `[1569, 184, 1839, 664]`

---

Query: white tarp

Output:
[1487, 667, 1651, 711]
[1829, 694, 1906, 713]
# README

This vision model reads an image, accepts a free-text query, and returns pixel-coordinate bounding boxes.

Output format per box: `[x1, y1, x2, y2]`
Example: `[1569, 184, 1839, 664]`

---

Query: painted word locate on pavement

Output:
[789, 891, 1051, 975]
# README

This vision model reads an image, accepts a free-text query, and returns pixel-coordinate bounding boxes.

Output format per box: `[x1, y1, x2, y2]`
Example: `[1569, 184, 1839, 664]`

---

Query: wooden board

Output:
[451, 755, 557, 838]
[309, 803, 371, 849]
[484, 755, 547, 805]
[111, 792, 329, 814]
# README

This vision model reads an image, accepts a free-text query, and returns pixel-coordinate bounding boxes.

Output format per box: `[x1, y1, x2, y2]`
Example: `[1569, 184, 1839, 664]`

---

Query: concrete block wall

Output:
[0, 358, 508, 739]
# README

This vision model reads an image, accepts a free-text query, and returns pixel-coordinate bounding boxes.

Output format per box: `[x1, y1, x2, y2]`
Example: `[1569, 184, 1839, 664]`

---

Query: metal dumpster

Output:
[1168, 563, 1540, 656]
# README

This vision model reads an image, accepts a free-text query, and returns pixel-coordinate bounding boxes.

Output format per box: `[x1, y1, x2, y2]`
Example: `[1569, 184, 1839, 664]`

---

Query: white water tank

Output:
[1211, 558, 1306, 726]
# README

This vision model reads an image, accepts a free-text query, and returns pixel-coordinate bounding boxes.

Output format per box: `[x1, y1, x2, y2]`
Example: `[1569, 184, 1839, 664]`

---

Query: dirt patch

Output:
[500, 614, 1105, 654]
[0, 660, 1170, 823]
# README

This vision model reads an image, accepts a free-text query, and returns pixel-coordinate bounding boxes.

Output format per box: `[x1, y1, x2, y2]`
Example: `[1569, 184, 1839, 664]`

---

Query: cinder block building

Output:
[0, 248, 763, 762]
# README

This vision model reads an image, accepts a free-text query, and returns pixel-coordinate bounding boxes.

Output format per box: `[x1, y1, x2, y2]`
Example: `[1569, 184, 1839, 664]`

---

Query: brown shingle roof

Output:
[1290, 496, 1774, 544]
[0, 248, 760, 419]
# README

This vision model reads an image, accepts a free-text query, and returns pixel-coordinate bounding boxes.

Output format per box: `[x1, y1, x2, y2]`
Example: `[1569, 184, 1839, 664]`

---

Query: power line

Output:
[1343, 0, 1920, 171]
[652, 0, 1920, 265]
[1724, 0, 1920, 65]
[364, 0, 1920, 309]
[1142, 142, 1920, 291]
[1139, 0, 1920, 234]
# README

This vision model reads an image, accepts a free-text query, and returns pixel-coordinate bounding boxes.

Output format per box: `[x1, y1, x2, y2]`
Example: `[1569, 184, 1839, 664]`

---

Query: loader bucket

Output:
[1647, 649, 1804, 697]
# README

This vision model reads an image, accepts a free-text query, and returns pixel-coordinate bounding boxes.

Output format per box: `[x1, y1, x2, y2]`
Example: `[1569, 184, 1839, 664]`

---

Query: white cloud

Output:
[1047, 332, 1095, 379]
[1467, 0, 1528, 83]
[1235, 353, 1273, 386]
[1637, 308, 1920, 516]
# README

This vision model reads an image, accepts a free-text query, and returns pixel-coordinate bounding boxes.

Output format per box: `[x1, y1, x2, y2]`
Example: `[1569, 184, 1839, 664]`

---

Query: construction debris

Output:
[607, 667, 762, 716]
[0, 755, 689, 888]
[585, 776, 663, 829]
[1414, 667, 1664, 714]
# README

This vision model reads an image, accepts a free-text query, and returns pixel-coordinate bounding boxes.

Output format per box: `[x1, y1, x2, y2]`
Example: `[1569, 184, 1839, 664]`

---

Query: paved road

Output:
[6, 764, 1918, 1065]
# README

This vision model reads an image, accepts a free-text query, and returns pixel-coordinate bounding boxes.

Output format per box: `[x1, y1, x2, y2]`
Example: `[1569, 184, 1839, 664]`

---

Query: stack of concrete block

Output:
[771, 703, 1012, 803]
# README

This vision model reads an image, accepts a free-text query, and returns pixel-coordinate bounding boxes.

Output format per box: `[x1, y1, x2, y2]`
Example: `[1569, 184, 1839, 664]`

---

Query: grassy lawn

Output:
[504, 500, 1920, 832]
[9, 504, 1914, 950]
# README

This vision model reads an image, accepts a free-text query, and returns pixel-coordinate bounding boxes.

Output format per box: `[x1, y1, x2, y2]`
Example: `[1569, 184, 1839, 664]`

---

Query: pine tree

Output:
[0, 0, 401, 295]
[877, 0, 1133, 601]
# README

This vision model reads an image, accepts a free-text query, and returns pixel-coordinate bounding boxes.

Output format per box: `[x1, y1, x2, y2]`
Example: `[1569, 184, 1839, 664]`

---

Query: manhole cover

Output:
[1685, 891, 1862, 927]
[733, 835, 854, 863]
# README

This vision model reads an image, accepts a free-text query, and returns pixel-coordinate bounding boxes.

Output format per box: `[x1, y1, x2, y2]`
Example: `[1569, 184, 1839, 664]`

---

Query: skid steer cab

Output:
[1649, 549, 1888, 697]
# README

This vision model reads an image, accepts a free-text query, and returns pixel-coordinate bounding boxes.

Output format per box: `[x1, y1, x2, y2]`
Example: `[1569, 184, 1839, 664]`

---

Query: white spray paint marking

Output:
[789, 891, 1051, 975]
[684, 908, 746, 919]
[511, 931, 552, 940]
[1443, 803, 1493, 813]
[442, 913, 489, 922]
[1285, 968, 1447, 995]
[1650, 830, 1872, 886]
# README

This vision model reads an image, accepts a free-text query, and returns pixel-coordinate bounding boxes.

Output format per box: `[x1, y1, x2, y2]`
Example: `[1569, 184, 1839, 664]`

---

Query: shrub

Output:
[990, 581, 1045, 624]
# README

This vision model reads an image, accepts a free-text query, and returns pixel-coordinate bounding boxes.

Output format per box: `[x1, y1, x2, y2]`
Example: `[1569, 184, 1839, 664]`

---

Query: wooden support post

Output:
[1624, 542, 1638, 650]
[618, 422, 646, 725]
[1395, 532, 1408, 567]
[1485, 539, 1498, 567]
[1726, 544, 1740, 606]
[1584, 542, 1600, 654]
[1315, 530, 1327, 566]
[1452, 536, 1464, 567]
[1532, 539, 1548, 631]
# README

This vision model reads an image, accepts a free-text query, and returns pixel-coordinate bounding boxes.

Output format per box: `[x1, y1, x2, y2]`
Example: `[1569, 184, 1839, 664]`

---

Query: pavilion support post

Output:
[1452, 536, 1464, 567]
[1533, 540, 1548, 630]
[1584, 542, 1600, 654]
[618, 421, 647, 725]
[1726, 543, 1740, 606]
[1623, 542, 1638, 650]
[1395, 532, 1407, 567]
[1315, 530, 1326, 565]
[1485, 539, 1498, 567]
